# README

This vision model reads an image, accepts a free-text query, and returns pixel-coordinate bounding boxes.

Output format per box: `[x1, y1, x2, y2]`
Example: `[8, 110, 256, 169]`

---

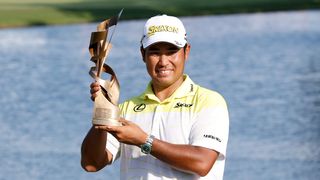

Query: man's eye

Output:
[147, 50, 160, 55]
[146, 48, 179, 56]
[166, 49, 179, 55]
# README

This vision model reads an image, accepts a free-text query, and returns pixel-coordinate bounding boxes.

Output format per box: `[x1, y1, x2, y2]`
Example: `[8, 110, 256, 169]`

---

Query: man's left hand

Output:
[95, 118, 148, 146]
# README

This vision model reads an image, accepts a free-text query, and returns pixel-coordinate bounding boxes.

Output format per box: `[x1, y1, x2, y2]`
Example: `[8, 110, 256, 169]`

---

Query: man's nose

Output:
[158, 53, 170, 66]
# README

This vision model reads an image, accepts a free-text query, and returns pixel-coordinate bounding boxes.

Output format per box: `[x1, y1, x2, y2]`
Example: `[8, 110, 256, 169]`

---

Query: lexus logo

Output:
[133, 103, 146, 112]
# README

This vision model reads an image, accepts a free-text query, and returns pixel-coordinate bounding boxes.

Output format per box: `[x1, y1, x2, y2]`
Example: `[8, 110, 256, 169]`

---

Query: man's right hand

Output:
[90, 82, 100, 101]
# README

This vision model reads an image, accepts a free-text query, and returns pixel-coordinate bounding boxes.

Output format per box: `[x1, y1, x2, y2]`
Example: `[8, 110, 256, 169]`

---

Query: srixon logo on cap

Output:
[148, 25, 179, 37]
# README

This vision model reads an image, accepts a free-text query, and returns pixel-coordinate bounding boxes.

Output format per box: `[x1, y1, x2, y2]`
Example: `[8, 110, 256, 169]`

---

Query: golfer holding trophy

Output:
[82, 13, 229, 180]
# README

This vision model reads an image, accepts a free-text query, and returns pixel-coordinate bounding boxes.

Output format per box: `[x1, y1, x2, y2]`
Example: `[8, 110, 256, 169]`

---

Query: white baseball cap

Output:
[141, 15, 187, 49]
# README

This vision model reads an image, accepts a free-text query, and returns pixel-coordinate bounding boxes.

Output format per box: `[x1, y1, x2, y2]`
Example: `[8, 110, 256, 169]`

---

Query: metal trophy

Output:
[88, 9, 123, 126]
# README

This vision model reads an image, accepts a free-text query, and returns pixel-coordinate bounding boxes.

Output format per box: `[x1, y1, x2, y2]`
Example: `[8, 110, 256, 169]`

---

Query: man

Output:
[81, 15, 229, 180]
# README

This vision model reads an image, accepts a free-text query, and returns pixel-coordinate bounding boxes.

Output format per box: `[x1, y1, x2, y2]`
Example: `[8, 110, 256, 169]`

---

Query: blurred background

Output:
[0, 0, 319, 28]
[0, 0, 319, 180]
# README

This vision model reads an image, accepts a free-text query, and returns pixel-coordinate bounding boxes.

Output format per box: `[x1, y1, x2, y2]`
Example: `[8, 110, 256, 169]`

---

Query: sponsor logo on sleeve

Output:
[203, 134, 222, 142]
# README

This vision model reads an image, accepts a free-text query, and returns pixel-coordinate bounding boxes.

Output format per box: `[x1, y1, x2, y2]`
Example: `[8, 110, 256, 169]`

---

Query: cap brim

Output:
[142, 35, 186, 48]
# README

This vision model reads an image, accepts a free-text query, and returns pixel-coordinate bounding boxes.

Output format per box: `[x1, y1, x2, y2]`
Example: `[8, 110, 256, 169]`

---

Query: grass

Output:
[0, 0, 319, 28]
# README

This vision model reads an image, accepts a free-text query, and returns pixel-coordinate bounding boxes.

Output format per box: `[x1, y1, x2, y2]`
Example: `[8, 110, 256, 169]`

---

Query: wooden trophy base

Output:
[92, 91, 121, 126]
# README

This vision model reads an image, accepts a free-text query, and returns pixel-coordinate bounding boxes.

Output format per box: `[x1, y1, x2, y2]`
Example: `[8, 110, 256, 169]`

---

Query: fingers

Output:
[94, 125, 107, 130]
[94, 125, 111, 132]
[90, 82, 100, 101]
[119, 118, 130, 126]
[94, 119, 128, 132]
[90, 82, 100, 89]
[94, 125, 118, 132]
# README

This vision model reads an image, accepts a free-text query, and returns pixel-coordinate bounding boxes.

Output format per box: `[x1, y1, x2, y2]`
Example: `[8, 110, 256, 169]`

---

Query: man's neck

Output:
[152, 76, 184, 102]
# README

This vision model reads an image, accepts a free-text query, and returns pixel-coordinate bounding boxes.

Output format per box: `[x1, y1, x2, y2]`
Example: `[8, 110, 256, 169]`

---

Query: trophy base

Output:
[92, 118, 122, 126]
[92, 103, 121, 126]
[91, 90, 121, 126]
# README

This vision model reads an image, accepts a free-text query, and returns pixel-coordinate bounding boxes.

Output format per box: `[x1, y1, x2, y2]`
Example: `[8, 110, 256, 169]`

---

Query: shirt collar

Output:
[139, 74, 197, 103]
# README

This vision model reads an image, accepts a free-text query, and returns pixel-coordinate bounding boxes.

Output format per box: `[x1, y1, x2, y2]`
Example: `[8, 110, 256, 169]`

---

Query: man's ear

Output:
[140, 46, 146, 62]
[184, 43, 191, 61]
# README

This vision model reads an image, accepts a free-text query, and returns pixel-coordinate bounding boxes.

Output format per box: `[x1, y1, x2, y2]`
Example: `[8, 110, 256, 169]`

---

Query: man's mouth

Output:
[157, 69, 172, 76]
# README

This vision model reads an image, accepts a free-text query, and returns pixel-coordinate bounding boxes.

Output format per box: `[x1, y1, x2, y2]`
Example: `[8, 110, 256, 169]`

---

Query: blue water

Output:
[0, 10, 319, 180]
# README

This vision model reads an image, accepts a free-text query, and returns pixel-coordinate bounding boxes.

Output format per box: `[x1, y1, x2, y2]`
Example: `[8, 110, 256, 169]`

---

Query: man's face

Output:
[142, 42, 190, 89]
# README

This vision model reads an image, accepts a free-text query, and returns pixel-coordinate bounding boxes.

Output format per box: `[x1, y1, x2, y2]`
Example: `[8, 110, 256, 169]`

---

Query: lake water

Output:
[0, 10, 319, 180]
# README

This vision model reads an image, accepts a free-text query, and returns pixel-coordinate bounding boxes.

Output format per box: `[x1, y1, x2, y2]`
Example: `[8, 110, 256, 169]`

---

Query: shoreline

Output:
[1, 9, 319, 30]
[0, 0, 319, 29]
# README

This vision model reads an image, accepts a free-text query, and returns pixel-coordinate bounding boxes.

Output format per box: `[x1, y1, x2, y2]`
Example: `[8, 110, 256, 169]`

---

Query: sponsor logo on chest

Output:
[174, 102, 193, 108]
[133, 103, 146, 112]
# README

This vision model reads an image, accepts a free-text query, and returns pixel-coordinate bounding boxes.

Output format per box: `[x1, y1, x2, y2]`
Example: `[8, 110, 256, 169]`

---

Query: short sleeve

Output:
[106, 132, 120, 163]
[189, 94, 229, 159]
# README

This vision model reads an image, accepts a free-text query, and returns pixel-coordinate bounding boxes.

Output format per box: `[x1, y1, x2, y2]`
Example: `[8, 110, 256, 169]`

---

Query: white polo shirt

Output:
[107, 75, 229, 180]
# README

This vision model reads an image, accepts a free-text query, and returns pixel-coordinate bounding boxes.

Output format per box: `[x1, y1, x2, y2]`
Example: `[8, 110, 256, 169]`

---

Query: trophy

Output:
[88, 9, 123, 126]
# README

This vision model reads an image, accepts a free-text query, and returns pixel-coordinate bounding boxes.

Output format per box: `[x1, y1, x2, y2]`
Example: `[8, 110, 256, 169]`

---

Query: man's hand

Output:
[95, 118, 148, 146]
[90, 82, 100, 101]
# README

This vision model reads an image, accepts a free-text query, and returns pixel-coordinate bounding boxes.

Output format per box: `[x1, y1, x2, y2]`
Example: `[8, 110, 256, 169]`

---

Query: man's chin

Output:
[156, 71, 173, 78]
[153, 77, 172, 86]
